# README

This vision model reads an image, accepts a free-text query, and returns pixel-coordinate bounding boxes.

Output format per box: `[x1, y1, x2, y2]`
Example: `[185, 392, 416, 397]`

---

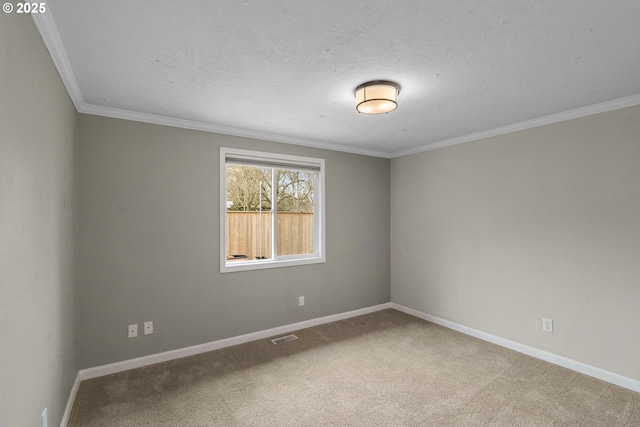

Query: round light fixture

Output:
[354, 80, 400, 114]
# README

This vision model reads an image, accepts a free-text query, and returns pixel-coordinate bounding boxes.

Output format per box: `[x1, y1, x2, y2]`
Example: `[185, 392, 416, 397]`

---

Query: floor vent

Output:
[271, 334, 298, 345]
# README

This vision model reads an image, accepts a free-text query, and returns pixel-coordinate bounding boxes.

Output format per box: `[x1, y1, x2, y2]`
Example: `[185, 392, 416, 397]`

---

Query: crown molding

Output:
[31, 13, 84, 111]
[80, 103, 392, 158]
[390, 93, 640, 158]
[81, 93, 640, 160]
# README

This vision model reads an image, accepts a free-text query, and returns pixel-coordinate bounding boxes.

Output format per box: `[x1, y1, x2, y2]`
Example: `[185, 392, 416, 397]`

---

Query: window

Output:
[220, 147, 325, 272]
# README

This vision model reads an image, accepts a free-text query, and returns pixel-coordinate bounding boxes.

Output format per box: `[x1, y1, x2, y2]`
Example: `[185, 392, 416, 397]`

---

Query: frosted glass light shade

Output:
[355, 81, 400, 114]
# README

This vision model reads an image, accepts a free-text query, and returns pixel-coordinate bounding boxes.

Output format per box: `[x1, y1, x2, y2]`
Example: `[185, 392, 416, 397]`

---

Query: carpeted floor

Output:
[69, 309, 640, 426]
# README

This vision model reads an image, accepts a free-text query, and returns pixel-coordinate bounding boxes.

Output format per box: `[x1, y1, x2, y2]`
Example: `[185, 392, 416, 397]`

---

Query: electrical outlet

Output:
[299, 296, 305, 306]
[128, 324, 138, 338]
[41, 408, 47, 427]
[542, 318, 554, 333]
[144, 321, 153, 335]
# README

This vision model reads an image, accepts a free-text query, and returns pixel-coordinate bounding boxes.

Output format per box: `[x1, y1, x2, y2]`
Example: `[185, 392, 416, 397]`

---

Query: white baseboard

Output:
[59, 372, 80, 427]
[79, 303, 391, 381]
[65, 300, 637, 421]
[390, 303, 640, 394]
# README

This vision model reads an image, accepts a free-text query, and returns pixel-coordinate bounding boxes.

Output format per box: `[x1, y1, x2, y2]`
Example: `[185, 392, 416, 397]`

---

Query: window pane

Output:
[277, 169, 314, 256]
[226, 165, 272, 262]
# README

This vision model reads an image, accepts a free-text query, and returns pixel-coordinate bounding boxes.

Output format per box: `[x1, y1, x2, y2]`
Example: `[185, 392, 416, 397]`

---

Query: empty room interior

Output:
[2, 2, 640, 426]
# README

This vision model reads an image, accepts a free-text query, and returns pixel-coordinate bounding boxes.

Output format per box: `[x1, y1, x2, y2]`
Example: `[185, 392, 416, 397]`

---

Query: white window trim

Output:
[220, 147, 326, 273]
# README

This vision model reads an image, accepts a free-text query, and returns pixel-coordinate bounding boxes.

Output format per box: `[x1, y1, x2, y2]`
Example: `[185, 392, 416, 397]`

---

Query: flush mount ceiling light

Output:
[354, 80, 401, 114]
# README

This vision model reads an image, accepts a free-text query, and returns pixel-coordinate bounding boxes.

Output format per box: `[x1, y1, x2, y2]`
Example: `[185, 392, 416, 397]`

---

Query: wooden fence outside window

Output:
[226, 211, 313, 260]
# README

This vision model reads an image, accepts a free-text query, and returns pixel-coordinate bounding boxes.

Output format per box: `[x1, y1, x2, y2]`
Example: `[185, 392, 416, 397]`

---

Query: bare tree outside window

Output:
[226, 166, 314, 213]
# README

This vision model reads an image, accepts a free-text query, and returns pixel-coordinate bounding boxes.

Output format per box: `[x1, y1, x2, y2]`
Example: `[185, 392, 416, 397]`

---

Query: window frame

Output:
[220, 147, 325, 273]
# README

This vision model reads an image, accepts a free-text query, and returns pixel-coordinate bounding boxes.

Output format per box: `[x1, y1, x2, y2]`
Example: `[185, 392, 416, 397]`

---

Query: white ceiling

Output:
[37, 1, 640, 158]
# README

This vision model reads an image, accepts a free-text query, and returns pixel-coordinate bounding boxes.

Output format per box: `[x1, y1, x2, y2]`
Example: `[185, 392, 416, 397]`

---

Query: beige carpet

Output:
[69, 309, 640, 426]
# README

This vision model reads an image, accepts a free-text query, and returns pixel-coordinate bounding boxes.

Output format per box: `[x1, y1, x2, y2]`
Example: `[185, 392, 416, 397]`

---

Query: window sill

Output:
[220, 256, 325, 273]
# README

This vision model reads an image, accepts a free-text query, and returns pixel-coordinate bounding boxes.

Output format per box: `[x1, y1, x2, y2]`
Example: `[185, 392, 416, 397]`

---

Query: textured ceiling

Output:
[38, 0, 640, 157]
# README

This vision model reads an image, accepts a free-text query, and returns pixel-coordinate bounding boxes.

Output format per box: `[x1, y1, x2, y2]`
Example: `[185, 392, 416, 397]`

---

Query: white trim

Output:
[79, 303, 391, 380]
[80, 104, 391, 159]
[59, 372, 80, 427]
[222, 256, 326, 273]
[390, 94, 640, 158]
[31, 13, 84, 111]
[73, 95, 640, 160]
[80, 94, 640, 160]
[390, 303, 640, 393]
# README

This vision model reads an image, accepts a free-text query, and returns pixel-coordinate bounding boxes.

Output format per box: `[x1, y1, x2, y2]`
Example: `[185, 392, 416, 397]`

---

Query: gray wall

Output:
[77, 114, 390, 368]
[0, 14, 78, 427]
[391, 105, 640, 381]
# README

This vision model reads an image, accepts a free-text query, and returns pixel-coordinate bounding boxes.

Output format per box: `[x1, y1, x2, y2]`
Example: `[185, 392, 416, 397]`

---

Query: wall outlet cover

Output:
[144, 321, 153, 335]
[128, 324, 138, 338]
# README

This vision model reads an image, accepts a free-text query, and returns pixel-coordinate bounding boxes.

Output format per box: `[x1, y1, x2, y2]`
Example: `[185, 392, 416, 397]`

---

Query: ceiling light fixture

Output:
[354, 80, 400, 114]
